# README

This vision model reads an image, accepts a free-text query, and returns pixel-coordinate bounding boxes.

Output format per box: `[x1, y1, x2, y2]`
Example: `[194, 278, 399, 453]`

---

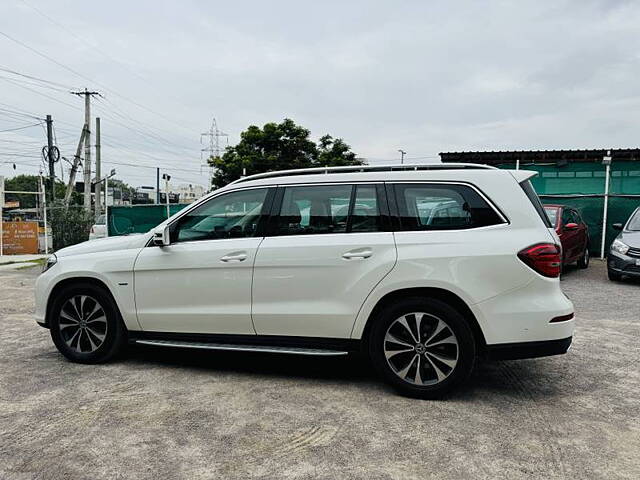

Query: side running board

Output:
[135, 339, 349, 356]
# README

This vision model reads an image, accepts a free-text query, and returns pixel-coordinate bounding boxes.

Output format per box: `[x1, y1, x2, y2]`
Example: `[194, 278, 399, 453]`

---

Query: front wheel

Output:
[49, 284, 127, 364]
[368, 297, 476, 399]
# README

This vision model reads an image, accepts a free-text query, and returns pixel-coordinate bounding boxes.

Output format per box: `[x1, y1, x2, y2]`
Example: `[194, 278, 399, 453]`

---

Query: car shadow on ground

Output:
[124, 344, 567, 401]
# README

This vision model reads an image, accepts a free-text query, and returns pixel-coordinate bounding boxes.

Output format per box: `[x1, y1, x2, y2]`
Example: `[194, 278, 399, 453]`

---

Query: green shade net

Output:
[108, 204, 189, 236]
[496, 162, 640, 253]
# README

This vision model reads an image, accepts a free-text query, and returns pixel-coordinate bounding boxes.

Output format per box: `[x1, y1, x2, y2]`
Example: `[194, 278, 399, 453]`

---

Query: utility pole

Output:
[398, 149, 406, 164]
[162, 173, 171, 219]
[64, 124, 88, 206]
[94, 117, 101, 220]
[45, 115, 55, 201]
[71, 89, 100, 212]
[156, 168, 160, 204]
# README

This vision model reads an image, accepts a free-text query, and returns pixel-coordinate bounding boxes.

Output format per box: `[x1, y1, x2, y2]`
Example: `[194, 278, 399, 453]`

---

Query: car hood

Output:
[620, 230, 640, 248]
[55, 233, 150, 258]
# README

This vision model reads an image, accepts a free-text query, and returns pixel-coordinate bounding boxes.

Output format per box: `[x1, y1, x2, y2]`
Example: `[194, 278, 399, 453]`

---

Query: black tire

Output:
[608, 269, 622, 282]
[577, 246, 590, 269]
[50, 284, 127, 364]
[368, 297, 476, 399]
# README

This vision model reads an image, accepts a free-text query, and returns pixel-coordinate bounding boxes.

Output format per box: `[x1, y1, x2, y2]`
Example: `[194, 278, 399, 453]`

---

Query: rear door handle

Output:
[342, 248, 373, 260]
[220, 252, 248, 262]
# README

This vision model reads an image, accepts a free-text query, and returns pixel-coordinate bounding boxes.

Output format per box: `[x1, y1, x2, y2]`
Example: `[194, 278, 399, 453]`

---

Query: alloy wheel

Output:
[58, 295, 108, 354]
[383, 312, 459, 386]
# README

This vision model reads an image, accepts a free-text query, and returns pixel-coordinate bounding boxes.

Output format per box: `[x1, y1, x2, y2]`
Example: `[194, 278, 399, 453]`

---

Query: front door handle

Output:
[220, 252, 248, 262]
[342, 248, 373, 260]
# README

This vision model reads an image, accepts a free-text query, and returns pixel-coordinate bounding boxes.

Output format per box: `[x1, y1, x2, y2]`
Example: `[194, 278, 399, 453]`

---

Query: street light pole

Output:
[398, 149, 406, 164]
[600, 151, 612, 259]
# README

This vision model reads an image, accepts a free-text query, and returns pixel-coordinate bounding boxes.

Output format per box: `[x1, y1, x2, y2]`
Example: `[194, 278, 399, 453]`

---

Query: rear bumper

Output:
[486, 336, 572, 360]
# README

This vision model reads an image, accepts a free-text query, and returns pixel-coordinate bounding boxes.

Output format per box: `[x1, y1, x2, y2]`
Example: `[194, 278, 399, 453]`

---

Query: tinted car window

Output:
[351, 185, 382, 233]
[627, 209, 640, 231]
[394, 183, 504, 231]
[277, 185, 352, 235]
[170, 188, 268, 243]
[276, 184, 383, 235]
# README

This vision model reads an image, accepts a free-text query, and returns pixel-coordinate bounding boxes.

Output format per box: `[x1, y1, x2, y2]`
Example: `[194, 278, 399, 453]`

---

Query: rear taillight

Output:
[518, 243, 562, 278]
[90, 226, 95, 234]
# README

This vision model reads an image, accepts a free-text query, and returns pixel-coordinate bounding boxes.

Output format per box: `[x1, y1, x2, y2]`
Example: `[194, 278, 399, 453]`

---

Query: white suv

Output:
[35, 164, 574, 398]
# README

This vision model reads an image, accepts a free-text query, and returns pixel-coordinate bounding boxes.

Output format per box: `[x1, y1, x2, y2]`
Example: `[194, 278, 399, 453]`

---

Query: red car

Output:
[544, 204, 590, 270]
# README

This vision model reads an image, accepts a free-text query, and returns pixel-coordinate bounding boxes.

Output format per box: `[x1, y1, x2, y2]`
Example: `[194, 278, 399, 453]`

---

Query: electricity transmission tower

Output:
[200, 118, 228, 187]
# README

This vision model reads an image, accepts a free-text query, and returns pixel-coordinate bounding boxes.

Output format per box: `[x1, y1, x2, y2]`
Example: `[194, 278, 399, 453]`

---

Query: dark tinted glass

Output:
[170, 188, 268, 243]
[350, 185, 382, 233]
[394, 183, 504, 231]
[277, 185, 352, 235]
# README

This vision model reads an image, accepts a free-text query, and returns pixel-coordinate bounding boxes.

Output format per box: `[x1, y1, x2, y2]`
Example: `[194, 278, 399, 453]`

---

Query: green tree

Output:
[3, 175, 71, 208]
[209, 119, 363, 188]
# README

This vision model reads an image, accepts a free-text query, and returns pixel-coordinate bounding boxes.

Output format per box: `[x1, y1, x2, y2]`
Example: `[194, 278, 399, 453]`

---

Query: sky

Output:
[1, 0, 639, 188]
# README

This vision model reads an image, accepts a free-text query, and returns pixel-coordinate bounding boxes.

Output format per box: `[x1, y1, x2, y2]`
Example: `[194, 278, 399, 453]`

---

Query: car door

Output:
[133, 187, 273, 334]
[559, 207, 580, 261]
[251, 183, 397, 338]
[572, 209, 589, 253]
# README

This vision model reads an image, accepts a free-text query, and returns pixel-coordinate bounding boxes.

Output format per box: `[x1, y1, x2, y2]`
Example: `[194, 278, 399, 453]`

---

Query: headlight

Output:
[611, 239, 629, 255]
[42, 254, 57, 272]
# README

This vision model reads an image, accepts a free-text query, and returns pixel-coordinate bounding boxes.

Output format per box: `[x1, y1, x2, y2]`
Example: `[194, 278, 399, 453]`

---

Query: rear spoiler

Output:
[508, 169, 538, 183]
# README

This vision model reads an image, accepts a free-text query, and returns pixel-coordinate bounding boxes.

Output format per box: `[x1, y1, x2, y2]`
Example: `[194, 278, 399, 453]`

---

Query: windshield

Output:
[544, 207, 559, 227]
[627, 209, 640, 231]
[95, 215, 106, 225]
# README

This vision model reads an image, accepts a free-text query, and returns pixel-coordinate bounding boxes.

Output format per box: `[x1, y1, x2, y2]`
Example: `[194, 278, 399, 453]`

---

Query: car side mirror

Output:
[152, 225, 170, 246]
[564, 222, 578, 230]
[612, 223, 623, 231]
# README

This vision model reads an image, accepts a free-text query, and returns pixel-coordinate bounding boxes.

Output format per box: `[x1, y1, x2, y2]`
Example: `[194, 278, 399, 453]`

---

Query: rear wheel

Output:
[50, 284, 127, 364]
[577, 246, 590, 269]
[368, 297, 476, 399]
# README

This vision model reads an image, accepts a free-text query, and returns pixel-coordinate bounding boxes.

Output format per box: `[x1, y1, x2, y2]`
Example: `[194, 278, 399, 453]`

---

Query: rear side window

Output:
[520, 180, 552, 228]
[393, 183, 504, 231]
[275, 184, 383, 236]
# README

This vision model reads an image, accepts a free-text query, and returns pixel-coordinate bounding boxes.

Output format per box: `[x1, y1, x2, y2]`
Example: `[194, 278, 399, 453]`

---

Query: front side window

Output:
[170, 188, 268, 243]
[276, 184, 382, 236]
[394, 183, 504, 231]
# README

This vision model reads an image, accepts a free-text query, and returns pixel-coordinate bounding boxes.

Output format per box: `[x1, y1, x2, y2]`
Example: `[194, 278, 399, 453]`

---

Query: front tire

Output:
[368, 297, 476, 399]
[50, 284, 127, 364]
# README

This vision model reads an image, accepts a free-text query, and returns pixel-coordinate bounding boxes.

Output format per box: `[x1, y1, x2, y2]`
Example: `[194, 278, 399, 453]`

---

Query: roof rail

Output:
[228, 163, 497, 185]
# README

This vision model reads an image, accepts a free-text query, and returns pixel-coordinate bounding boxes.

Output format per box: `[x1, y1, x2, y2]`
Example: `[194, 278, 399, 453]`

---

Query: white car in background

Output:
[34, 164, 574, 399]
[88, 215, 107, 241]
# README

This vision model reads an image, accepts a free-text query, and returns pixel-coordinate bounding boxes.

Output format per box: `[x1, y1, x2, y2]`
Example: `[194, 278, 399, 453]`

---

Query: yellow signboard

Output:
[1, 221, 39, 254]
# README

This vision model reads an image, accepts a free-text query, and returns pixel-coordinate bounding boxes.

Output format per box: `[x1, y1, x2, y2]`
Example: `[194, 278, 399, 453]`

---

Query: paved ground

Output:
[0, 261, 638, 479]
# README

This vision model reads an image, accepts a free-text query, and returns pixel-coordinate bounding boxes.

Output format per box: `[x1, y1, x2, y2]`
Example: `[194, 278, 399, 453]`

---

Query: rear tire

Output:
[608, 269, 622, 282]
[368, 297, 476, 399]
[49, 284, 127, 364]
[577, 246, 590, 269]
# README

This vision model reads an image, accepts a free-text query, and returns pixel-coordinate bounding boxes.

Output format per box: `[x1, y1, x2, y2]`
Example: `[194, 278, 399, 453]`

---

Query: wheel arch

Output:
[359, 287, 487, 354]
[44, 277, 123, 329]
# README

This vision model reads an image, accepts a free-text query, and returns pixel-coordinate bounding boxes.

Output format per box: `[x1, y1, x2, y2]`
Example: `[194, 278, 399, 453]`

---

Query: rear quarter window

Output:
[393, 183, 505, 231]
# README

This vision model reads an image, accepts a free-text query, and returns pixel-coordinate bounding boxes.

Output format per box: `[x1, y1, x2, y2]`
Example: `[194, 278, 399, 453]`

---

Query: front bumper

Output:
[487, 336, 572, 360]
[608, 250, 640, 277]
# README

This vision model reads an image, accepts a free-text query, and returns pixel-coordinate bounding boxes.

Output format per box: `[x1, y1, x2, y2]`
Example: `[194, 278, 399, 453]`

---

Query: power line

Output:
[0, 122, 42, 133]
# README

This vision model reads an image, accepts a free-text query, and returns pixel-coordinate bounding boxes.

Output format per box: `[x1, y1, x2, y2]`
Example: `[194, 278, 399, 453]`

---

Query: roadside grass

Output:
[0, 259, 46, 269]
